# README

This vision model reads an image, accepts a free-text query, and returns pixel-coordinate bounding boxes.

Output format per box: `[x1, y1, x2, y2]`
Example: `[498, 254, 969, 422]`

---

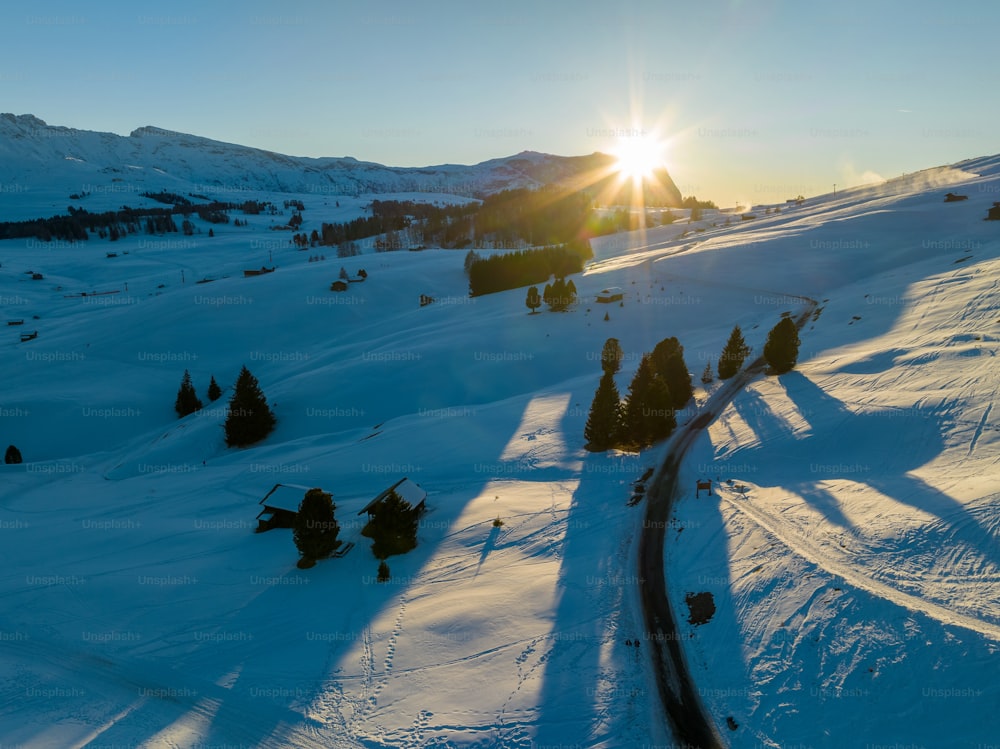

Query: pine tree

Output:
[525, 285, 541, 314]
[5, 444, 22, 464]
[362, 489, 419, 559]
[701, 362, 714, 384]
[207, 375, 222, 402]
[651, 336, 693, 409]
[293, 488, 341, 567]
[622, 354, 675, 448]
[718, 325, 751, 380]
[224, 366, 276, 447]
[601, 337, 624, 375]
[377, 560, 391, 582]
[584, 372, 623, 451]
[763, 316, 801, 374]
[339, 266, 349, 280]
[174, 369, 203, 417]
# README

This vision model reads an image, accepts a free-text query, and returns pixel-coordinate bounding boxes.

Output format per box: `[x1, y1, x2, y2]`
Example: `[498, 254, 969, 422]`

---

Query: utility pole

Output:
[833, 183, 837, 196]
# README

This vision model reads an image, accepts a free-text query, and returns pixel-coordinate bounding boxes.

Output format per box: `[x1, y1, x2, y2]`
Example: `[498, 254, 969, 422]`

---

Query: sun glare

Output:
[613, 135, 665, 181]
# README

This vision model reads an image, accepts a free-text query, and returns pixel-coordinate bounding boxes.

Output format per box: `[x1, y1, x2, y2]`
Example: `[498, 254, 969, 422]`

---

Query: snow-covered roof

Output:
[258, 483, 319, 513]
[358, 477, 427, 515]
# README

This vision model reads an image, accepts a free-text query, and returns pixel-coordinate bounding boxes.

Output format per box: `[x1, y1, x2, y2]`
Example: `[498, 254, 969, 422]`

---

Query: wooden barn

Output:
[595, 287, 624, 303]
[988, 202, 1000, 221]
[255, 483, 315, 532]
[358, 477, 427, 518]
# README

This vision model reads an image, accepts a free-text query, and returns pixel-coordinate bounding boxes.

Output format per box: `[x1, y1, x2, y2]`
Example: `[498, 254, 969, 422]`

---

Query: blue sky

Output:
[1, 0, 997, 205]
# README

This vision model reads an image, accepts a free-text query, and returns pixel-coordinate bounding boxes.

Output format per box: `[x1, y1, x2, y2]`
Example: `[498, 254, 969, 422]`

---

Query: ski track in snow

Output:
[718, 486, 1000, 641]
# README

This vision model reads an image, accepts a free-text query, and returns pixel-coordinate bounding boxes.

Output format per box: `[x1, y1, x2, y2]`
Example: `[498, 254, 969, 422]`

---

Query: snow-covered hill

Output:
[0, 148, 997, 748]
[0, 113, 681, 221]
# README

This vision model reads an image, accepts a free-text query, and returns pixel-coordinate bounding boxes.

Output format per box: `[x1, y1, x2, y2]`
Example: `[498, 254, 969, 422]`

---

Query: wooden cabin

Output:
[330, 280, 349, 292]
[595, 287, 623, 304]
[255, 483, 315, 532]
[358, 477, 427, 519]
[243, 266, 276, 277]
[987, 202, 1000, 221]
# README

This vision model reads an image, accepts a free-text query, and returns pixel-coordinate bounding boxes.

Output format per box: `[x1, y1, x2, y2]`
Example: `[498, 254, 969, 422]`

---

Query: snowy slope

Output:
[0, 151, 998, 747]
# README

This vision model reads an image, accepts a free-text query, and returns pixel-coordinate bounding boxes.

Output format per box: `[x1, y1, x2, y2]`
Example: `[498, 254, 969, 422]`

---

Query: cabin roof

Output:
[358, 477, 426, 515]
[258, 483, 316, 513]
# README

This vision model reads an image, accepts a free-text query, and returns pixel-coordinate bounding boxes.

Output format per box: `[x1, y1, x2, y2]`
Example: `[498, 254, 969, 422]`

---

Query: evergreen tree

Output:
[763, 316, 801, 374]
[542, 282, 553, 308]
[207, 375, 222, 402]
[4, 444, 22, 464]
[339, 266, 349, 280]
[525, 285, 541, 314]
[224, 366, 277, 447]
[622, 354, 675, 448]
[584, 372, 623, 451]
[174, 369, 203, 417]
[293, 488, 341, 566]
[651, 336, 693, 409]
[601, 337, 624, 375]
[545, 277, 575, 311]
[377, 560, 391, 582]
[362, 489, 419, 559]
[718, 325, 751, 380]
[701, 362, 714, 384]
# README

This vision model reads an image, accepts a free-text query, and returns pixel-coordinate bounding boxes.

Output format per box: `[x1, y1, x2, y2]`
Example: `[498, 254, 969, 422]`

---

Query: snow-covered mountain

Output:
[0, 113, 681, 219]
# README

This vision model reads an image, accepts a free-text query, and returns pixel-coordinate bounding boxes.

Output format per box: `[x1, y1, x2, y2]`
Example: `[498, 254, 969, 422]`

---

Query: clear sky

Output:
[1, 0, 997, 206]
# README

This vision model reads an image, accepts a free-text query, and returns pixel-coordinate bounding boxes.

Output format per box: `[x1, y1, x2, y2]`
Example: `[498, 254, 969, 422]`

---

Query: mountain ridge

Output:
[0, 113, 683, 205]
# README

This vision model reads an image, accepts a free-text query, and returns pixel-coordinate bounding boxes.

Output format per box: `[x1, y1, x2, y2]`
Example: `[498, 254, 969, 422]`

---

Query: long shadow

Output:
[730, 387, 858, 535]
[778, 371, 1000, 573]
[530, 379, 663, 749]
[725, 369, 1000, 578]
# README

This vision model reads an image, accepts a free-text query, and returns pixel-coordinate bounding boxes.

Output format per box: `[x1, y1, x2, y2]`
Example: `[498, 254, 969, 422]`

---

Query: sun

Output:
[612, 135, 665, 181]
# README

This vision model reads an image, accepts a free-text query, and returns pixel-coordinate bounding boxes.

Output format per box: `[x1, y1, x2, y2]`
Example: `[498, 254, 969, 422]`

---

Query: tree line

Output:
[465, 241, 592, 297]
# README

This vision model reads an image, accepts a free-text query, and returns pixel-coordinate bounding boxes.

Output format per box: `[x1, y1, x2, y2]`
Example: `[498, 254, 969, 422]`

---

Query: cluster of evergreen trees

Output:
[541, 277, 577, 311]
[0, 200, 244, 243]
[4, 445, 22, 464]
[174, 370, 221, 417]
[465, 241, 591, 297]
[713, 320, 802, 380]
[315, 213, 407, 248]
[173, 367, 276, 447]
[584, 336, 690, 451]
